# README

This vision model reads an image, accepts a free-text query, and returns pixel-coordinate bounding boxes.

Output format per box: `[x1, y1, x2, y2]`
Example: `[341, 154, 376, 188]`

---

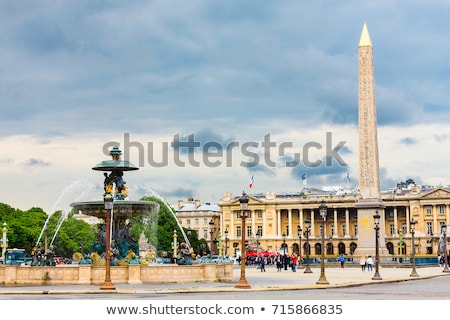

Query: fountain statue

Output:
[71, 146, 160, 265]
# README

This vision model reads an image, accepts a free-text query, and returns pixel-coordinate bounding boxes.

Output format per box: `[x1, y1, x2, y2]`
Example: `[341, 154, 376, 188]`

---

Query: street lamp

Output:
[172, 230, 178, 262]
[304, 218, 312, 273]
[209, 219, 215, 256]
[224, 229, 229, 256]
[372, 211, 382, 280]
[297, 226, 303, 269]
[282, 233, 288, 270]
[410, 219, 419, 277]
[235, 192, 251, 289]
[1, 222, 8, 260]
[442, 225, 450, 273]
[100, 193, 116, 290]
[316, 200, 329, 285]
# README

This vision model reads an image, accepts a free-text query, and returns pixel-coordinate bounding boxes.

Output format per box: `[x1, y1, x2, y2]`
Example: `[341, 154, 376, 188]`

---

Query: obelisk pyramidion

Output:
[354, 24, 387, 256]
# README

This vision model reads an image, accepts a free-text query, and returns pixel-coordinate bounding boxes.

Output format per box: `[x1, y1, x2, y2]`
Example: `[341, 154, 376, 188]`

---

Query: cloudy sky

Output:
[1, 1, 450, 214]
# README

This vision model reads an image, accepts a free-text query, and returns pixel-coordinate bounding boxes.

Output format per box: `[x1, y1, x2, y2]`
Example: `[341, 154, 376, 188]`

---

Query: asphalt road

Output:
[1, 276, 448, 300]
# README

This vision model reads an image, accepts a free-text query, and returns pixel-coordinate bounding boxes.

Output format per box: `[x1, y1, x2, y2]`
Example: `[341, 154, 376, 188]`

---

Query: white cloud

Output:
[1, 1, 450, 213]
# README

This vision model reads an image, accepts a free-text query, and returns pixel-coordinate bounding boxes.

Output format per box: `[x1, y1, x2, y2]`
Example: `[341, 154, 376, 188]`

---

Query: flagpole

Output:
[301, 173, 307, 193]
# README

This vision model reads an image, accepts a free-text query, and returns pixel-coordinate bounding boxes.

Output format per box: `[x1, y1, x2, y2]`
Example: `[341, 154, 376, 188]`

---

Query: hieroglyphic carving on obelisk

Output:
[355, 24, 387, 256]
[358, 23, 381, 200]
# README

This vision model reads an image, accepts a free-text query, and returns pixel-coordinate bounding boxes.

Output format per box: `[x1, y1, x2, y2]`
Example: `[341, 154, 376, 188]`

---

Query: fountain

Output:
[71, 146, 159, 265]
[0, 145, 233, 286]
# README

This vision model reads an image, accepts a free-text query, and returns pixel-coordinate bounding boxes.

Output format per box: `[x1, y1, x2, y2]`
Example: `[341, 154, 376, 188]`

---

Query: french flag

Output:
[249, 176, 254, 189]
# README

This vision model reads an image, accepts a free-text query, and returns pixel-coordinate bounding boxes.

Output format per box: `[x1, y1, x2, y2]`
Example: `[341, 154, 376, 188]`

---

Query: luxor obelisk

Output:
[354, 24, 388, 256]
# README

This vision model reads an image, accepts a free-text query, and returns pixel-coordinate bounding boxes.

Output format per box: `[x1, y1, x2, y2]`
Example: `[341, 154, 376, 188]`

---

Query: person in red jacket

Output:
[291, 254, 298, 272]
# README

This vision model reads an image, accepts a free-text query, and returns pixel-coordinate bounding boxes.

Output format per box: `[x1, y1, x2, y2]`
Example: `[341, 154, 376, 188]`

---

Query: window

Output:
[247, 226, 252, 237]
[439, 205, 445, 215]
[195, 218, 199, 225]
[425, 206, 432, 215]
[203, 230, 208, 239]
[354, 224, 358, 236]
[427, 222, 433, 235]
[186, 219, 190, 225]
[257, 226, 263, 237]
[256, 210, 263, 219]
[203, 218, 208, 225]
[285, 226, 289, 236]
[390, 224, 395, 235]
[342, 224, 346, 236]
[401, 223, 407, 235]
[236, 226, 241, 237]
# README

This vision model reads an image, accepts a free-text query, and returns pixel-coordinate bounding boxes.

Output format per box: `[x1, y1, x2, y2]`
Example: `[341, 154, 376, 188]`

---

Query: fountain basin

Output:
[0, 263, 233, 286]
[71, 200, 159, 220]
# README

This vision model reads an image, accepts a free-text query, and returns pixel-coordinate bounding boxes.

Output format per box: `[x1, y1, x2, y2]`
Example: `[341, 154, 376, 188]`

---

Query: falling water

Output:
[134, 185, 191, 249]
[36, 178, 100, 247]
[38, 179, 190, 252]
[49, 182, 100, 247]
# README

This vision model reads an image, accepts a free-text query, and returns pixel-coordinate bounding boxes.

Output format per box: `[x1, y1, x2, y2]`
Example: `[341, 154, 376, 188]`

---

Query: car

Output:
[155, 257, 171, 264]
[4, 248, 26, 265]
[53, 257, 65, 265]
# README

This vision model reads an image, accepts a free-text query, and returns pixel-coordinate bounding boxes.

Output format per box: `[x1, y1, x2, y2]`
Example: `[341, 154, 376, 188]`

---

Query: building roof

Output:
[177, 202, 220, 212]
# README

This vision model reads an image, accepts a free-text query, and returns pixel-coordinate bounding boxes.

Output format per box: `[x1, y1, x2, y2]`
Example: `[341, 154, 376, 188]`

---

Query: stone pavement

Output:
[0, 264, 448, 295]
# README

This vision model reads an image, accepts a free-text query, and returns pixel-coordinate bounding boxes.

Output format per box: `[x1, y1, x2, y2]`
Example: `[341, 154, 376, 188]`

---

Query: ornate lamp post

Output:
[372, 211, 382, 280]
[297, 226, 303, 269]
[224, 229, 229, 256]
[304, 218, 312, 273]
[1, 222, 8, 260]
[235, 192, 251, 289]
[172, 230, 178, 262]
[442, 225, 450, 273]
[282, 233, 288, 270]
[100, 193, 116, 290]
[410, 219, 419, 277]
[209, 219, 215, 256]
[316, 200, 329, 285]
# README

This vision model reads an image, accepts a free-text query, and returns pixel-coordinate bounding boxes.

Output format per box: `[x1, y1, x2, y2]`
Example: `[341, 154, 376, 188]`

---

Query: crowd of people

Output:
[239, 253, 301, 272]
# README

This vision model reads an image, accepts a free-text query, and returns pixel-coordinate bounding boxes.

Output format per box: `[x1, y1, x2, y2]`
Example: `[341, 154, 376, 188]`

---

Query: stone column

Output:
[355, 23, 387, 256]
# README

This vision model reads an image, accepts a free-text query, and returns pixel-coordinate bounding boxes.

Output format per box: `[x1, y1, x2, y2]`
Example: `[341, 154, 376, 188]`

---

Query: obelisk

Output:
[354, 24, 387, 256]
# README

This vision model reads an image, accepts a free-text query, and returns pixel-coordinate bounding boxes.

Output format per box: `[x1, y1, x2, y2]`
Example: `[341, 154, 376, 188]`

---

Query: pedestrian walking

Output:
[276, 255, 282, 272]
[283, 254, 289, 270]
[366, 255, 374, 271]
[339, 254, 345, 268]
[359, 255, 366, 271]
[291, 254, 297, 272]
[259, 256, 266, 272]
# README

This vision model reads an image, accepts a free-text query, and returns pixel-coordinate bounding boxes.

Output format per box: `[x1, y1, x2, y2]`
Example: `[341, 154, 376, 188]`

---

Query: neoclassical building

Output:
[176, 198, 221, 240]
[218, 186, 450, 259]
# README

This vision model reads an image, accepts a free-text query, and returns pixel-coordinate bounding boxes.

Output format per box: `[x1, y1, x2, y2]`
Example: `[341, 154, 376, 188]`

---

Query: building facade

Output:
[176, 198, 221, 254]
[218, 186, 450, 259]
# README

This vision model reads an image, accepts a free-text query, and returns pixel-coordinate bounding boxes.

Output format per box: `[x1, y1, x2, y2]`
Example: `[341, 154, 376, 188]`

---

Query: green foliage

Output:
[0, 205, 47, 253]
[0, 197, 202, 259]
[139, 196, 183, 253]
[50, 214, 97, 257]
[0, 204, 97, 258]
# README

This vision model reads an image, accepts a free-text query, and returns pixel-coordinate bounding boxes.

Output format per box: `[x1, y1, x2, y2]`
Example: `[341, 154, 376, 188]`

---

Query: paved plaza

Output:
[0, 264, 448, 295]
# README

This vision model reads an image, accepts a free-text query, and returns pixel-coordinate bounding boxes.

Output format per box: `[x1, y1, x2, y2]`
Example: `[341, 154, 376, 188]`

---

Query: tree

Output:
[0, 203, 97, 258]
[49, 210, 97, 257]
[0, 204, 47, 253]
[136, 196, 183, 253]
